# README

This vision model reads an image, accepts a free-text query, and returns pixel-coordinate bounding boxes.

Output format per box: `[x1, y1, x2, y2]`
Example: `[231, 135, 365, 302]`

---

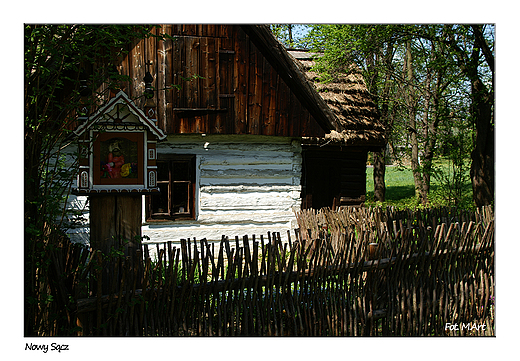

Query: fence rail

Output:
[43, 206, 494, 336]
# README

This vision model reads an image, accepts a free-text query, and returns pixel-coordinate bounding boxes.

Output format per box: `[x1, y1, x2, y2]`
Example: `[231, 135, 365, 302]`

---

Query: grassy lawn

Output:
[365, 163, 474, 209]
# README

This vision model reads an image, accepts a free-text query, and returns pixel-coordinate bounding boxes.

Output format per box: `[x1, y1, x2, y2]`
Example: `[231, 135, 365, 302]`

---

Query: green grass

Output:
[365, 163, 474, 210]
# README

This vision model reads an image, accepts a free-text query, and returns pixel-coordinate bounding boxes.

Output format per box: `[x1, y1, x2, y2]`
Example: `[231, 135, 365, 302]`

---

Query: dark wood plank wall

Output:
[117, 25, 326, 138]
[302, 146, 368, 208]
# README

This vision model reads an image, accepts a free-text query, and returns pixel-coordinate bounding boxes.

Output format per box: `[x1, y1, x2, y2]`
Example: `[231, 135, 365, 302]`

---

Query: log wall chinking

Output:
[142, 134, 302, 243]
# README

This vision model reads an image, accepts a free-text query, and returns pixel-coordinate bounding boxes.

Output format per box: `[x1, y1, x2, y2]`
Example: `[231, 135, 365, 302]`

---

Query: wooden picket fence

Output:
[47, 206, 494, 336]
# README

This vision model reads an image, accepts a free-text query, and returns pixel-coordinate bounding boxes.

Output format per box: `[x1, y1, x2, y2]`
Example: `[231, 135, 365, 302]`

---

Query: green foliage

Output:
[270, 24, 309, 48]
[303, 25, 404, 86]
[24, 24, 160, 336]
[295, 24, 494, 208]
[25, 24, 162, 233]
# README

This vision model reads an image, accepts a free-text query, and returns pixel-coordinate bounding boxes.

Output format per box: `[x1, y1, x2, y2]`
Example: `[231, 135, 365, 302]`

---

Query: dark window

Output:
[146, 155, 196, 220]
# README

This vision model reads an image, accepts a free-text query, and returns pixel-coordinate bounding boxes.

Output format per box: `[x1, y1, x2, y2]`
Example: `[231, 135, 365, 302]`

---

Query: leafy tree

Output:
[270, 24, 310, 48]
[299, 24, 493, 208]
[24, 24, 159, 335]
[421, 25, 494, 207]
[399, 30, 462, 205]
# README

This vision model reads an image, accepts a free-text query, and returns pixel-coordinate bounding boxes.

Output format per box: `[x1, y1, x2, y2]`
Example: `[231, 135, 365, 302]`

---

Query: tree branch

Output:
[471, 24, 495, 75]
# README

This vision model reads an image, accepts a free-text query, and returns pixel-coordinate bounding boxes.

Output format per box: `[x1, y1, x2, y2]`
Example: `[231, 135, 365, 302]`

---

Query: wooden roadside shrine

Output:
[73, 90, 166, 292]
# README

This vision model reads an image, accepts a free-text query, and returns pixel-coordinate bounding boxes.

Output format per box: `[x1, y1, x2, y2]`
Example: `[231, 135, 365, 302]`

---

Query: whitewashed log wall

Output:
[142, 134, 302, 243]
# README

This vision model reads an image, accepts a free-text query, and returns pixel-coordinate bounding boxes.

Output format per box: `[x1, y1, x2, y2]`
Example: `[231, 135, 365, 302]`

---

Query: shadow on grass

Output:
[366, 185, 415, 202]
[384, 185, 416, 201]
[367, 183, 474, 209]
[366, 185, 416, 204]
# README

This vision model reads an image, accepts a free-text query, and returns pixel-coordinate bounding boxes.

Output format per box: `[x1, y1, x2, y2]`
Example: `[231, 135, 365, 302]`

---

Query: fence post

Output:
[368, 243, 378, 260]
[366, 243, 379, 335]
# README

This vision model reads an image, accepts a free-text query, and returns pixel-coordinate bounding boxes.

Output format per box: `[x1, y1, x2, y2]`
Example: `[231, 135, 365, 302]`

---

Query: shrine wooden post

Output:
[73, 91, 165, 294]
[89, 194, 142, 259]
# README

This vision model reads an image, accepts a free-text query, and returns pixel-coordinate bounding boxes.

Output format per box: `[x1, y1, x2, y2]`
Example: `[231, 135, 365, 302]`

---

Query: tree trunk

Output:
[422, 65, 444, 205]
[368, 41, 394, 203]
[470, 81, 494, 207]
[409, 128, 425, 203]
[418, 68, 436, 204]
[288, 24, 293, 45]
[24, 128, 43, 336]
[441, 25, 495, 207]
[467, 26, 494, 207]
[373, 151, 386, 202]
[404, 40, 426, 204]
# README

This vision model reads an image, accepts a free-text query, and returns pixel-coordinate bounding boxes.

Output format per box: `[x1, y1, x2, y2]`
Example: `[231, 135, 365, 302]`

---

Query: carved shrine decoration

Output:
[73, 91, 166, 195]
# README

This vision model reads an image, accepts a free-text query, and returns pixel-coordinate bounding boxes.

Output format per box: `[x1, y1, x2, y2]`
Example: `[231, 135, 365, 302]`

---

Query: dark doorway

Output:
[301, 146, 368, 209]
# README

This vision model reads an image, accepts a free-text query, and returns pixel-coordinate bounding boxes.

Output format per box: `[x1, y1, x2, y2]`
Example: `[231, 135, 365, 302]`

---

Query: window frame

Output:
[145, 154, 196, 221]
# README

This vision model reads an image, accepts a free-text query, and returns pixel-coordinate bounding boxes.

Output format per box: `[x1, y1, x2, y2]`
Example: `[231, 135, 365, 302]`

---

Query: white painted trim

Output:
[144, 131, 148, 188]
[74, 90, 166, 140]
[195, 155, 201, 220]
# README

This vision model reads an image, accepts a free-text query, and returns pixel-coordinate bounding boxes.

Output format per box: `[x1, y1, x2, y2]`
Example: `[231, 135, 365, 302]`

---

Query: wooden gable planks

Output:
[218, 37, 236, 134]
[241, 25, 339, 135]
[276, 69, 290, 136]
[186, 36, 199, 109]
[288, 92, 301, 137]
[247, 43, 262, 134]
[267, 65, 279, 136]
[202, 36, 218, 109]
[118, 24, 331, 138]
[157, 24, 172, 133]
[233, 26, 249, 134]
[261, 56, 275, 136]
[171, 35, 185, 108]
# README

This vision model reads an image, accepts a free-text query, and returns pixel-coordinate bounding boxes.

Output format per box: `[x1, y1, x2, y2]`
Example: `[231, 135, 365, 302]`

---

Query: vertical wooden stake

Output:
[368, 243, 379, 260]
[366, 243, 378, 335]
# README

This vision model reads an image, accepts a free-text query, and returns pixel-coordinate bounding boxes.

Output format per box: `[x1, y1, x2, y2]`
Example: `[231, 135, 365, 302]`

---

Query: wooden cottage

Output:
[69, 24, 385, 244]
